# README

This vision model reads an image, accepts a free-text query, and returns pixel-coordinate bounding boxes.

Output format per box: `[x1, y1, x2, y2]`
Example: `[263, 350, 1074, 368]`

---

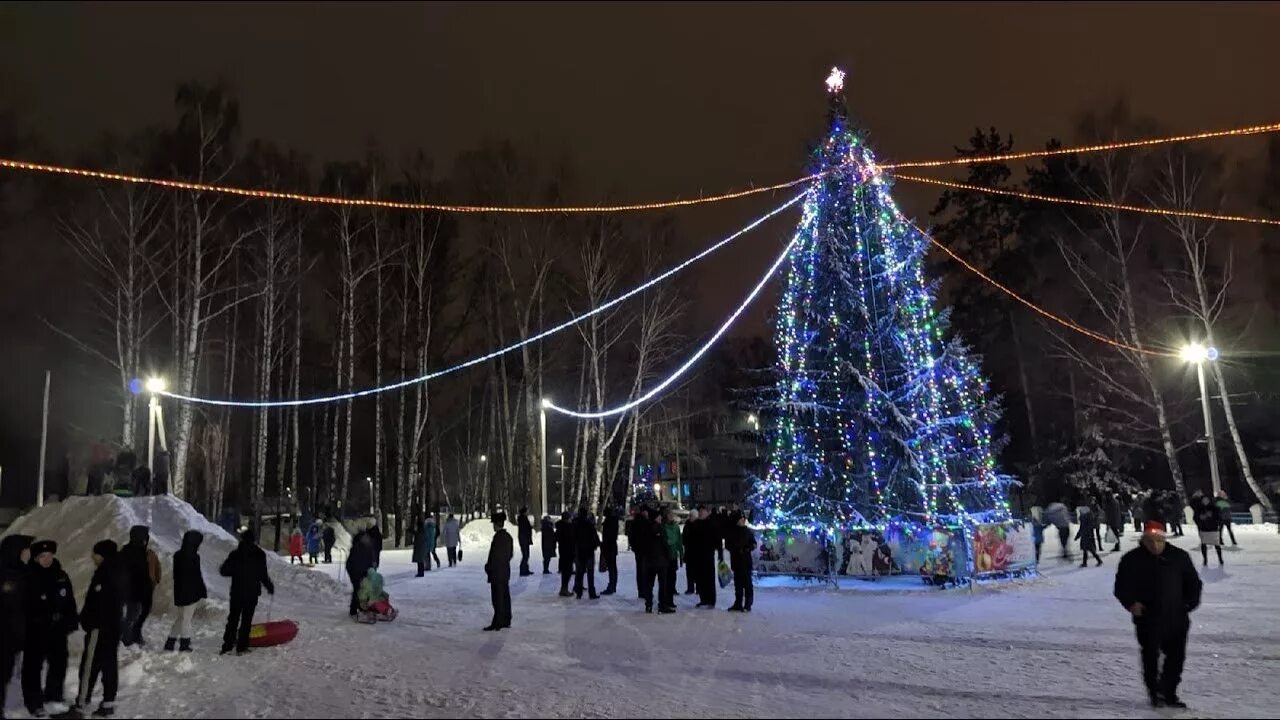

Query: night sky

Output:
[1, 2, 1278, 501]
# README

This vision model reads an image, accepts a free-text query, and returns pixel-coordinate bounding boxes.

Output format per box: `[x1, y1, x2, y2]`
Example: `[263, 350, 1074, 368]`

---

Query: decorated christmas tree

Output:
[752, 69, 1015, 535]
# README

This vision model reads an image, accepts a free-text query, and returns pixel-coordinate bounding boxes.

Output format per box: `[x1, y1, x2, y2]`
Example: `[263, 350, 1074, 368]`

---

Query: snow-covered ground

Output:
[4, 502, 1278, 718]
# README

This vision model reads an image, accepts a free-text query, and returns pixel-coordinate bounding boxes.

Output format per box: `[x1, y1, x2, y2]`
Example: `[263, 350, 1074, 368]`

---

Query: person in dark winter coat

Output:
[555, 512, 576, 597]
[75, 540, 125, 718]
[166, 530, 207, 652]
[1193, 495, 1224, 567]
[1214, 492, 1237, 546]
[1114, 522, 1202, 708]
[366, 524, 384, 569]
[345, 531, 375, 617]
[539, 515, 557, 574]
[641, 511, 673, 614]
[692, 507, 717, 608]
[661, 509, 683, 608]
[219, 530, 275, 655]
[413, 517, 438, 576]
[726, 514, 757, 612]
[321, 524, 336, 564]
[600, 507, 620, 595]
[517, 508, 534, 577]
[1043, 502, 1071, 557]
[1105, 494, 1126, 552]
[443, 514, 461, 567]
[1076, 508, 1103, 567]
[119, 525, 158, 647]
[572, 508, 600, 600]
[1, 535, 33, 718]
[629, 507, 652, 599]
[22, 540, 78, 716]
[484, 512, 513, 631]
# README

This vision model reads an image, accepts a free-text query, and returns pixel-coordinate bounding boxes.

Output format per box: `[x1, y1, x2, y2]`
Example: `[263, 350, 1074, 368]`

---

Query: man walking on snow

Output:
[484, 511, 513, 631]
[517, 508, 534, 577]
[1114, 521, 1202, 708]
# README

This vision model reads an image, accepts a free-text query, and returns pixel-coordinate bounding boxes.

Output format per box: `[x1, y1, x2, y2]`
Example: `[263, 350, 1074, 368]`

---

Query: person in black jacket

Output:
[726, 513, 757, 612]
[119, 525, 155, 647]
[539, 515, 556, 575]
[693, 507, 717, 608]
[484, 511, 513, 631]
[22, 540, 78, 716]
[1, 534, 33, 719]
[166, 530, 207, 652]
[516, 508, 534, 577]
[555, 511, 576, 597]
[629, 507, 651, 600]
[1193, 495, 1224, 567]
[345, 531, 375, 618]
[640, 510, 672, 614]
[1104, 494, 1126, 552]
[366, 523, 383, 570]
[74, 540, 125, 718]
[682, 511, 700, 595]
[572, 507, 600, 600]
[321, 524, 336, 564]
[1114, 522, 1202, 708]
[600, 506, 620, 595]
[219, 530, 275, 655]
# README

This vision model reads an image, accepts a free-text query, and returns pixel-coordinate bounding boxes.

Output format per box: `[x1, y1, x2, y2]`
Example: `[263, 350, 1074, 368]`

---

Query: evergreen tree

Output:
[752, 69, 1014, 532]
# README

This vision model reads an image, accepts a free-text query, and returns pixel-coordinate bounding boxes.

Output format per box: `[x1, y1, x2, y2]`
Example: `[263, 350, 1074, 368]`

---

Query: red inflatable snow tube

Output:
[248, 619, 299, 648]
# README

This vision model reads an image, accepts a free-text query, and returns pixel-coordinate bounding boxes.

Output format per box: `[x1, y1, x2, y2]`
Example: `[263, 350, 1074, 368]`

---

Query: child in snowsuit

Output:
[305, 524, 322, 565]
[166, 530, 207, 652]
[23, 540, 79, 717]
[288, 527, 305, 565]
[356, 567, 397, 623]
[75, 540, 125, 718]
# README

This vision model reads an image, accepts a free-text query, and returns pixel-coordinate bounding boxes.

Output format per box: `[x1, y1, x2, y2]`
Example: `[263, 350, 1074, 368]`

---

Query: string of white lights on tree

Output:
[157, 191, 806, 407]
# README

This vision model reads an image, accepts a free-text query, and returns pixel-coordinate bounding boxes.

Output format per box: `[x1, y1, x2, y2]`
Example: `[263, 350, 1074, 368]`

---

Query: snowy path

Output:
[80, 527, 1280, 718]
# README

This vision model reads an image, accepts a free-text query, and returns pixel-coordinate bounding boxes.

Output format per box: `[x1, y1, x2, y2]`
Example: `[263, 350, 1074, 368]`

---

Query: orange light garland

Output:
[894, 173, 1280, 227]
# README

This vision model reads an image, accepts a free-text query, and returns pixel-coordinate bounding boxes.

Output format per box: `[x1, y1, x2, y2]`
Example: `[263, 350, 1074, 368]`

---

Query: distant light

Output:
[479, 455, 487, 463]
[825, 67, 846, 93]
[653, 483, 661, 493]
[145, 377, 167, 394]
[541, 397, 551, 408]
[128, 378, 144, 395]
[1206, 346, 1220, 362]
[555, 447, 564, 455]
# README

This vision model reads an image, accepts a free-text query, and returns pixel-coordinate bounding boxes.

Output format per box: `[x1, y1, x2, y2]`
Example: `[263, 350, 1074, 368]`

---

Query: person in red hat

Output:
[1114, 520, 1202, 709]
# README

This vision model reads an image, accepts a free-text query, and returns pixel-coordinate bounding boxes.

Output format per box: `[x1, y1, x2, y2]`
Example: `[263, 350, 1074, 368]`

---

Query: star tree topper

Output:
[825, 66, 846, 94]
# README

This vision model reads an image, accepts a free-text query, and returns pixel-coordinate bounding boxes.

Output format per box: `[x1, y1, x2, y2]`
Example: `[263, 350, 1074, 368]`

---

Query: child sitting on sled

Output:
[355, 567, 397, 623]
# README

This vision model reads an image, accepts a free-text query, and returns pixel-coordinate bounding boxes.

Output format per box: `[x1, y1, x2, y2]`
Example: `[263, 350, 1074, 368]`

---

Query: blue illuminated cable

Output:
[160, 191, 806, 407]
[543, 192, 810, 419]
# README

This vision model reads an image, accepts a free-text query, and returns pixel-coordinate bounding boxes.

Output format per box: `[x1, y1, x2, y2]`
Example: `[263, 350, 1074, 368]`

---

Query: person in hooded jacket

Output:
[366, 523, 384, 569]
[1076, 507, 1104, 567]
[1214, 492, 1237, 546]
[1193, 494, 1224, 567]
[166, 530, 207, 652]
[682, 511, 700, 595]
[345, 531, 375, 617]
[572, 507, 600, 600]
[555, 511, 576, 597]
[693, 507, 718, 609]
[662, 509, 684, 608]
[305, 523, 322, 565]
[629, 507, 652, 600]
[288, 527, 305, 565]
[413, 516, 437, 576]
[219, 530, 275, 655]
[539, 515, 556, 574]
[74, 540, 125, 718]
[517, 508, 534, 577]
[443, 514, 461, 567]
[726, 513, 757, 612]
[600, 506, 620, 595]
[1, 534, 33, 719]
[641, 511, 673, 614]
[21, 540, 77, 717]
[119, 525, 159, 647]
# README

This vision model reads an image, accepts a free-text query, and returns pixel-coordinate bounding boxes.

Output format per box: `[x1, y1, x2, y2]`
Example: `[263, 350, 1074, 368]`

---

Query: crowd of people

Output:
[0, 524, 275, 719]
[474, 502, 757, 631]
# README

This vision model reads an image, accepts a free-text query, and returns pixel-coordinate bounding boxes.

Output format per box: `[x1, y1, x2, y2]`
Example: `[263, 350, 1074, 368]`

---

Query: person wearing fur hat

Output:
[1, 534, 33, 720]
[21, 540, 78, 717]
[1114, 521, 1202, 709]
[74, 540, 126, 718]
[484, 511, 513, 631]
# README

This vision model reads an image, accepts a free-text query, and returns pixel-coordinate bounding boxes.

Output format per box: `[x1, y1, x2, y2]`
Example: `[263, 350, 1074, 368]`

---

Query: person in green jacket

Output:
[1214, 492, 1237, 546]
[662, 509, 684, 610]
[356, 568, 395, 622]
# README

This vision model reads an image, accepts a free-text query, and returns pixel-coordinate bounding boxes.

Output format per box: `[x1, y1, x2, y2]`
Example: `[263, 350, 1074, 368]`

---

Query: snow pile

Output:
[327, 518, 353, 556]
[2, 495, 344, 613]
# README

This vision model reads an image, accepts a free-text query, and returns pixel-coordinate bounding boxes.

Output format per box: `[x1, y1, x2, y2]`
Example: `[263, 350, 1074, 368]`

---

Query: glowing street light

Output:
[1181, 343, 1222, 496]
[145, 376, 167, 394]
[144, 376, 169, 490]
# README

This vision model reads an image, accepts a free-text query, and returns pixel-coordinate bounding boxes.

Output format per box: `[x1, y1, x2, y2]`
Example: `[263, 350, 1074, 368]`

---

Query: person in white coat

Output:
[443, 514, 461, 567]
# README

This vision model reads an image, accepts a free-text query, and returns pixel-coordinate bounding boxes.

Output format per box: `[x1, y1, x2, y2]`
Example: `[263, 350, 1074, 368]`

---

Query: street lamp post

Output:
[540, 398, 550, 519]
[555, 447, 565, 513]
[479, 455, 487, 518]
[366, 476, 374, 516]
[1181, 343, 1222, 497]
[144, 377, 168, 486]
